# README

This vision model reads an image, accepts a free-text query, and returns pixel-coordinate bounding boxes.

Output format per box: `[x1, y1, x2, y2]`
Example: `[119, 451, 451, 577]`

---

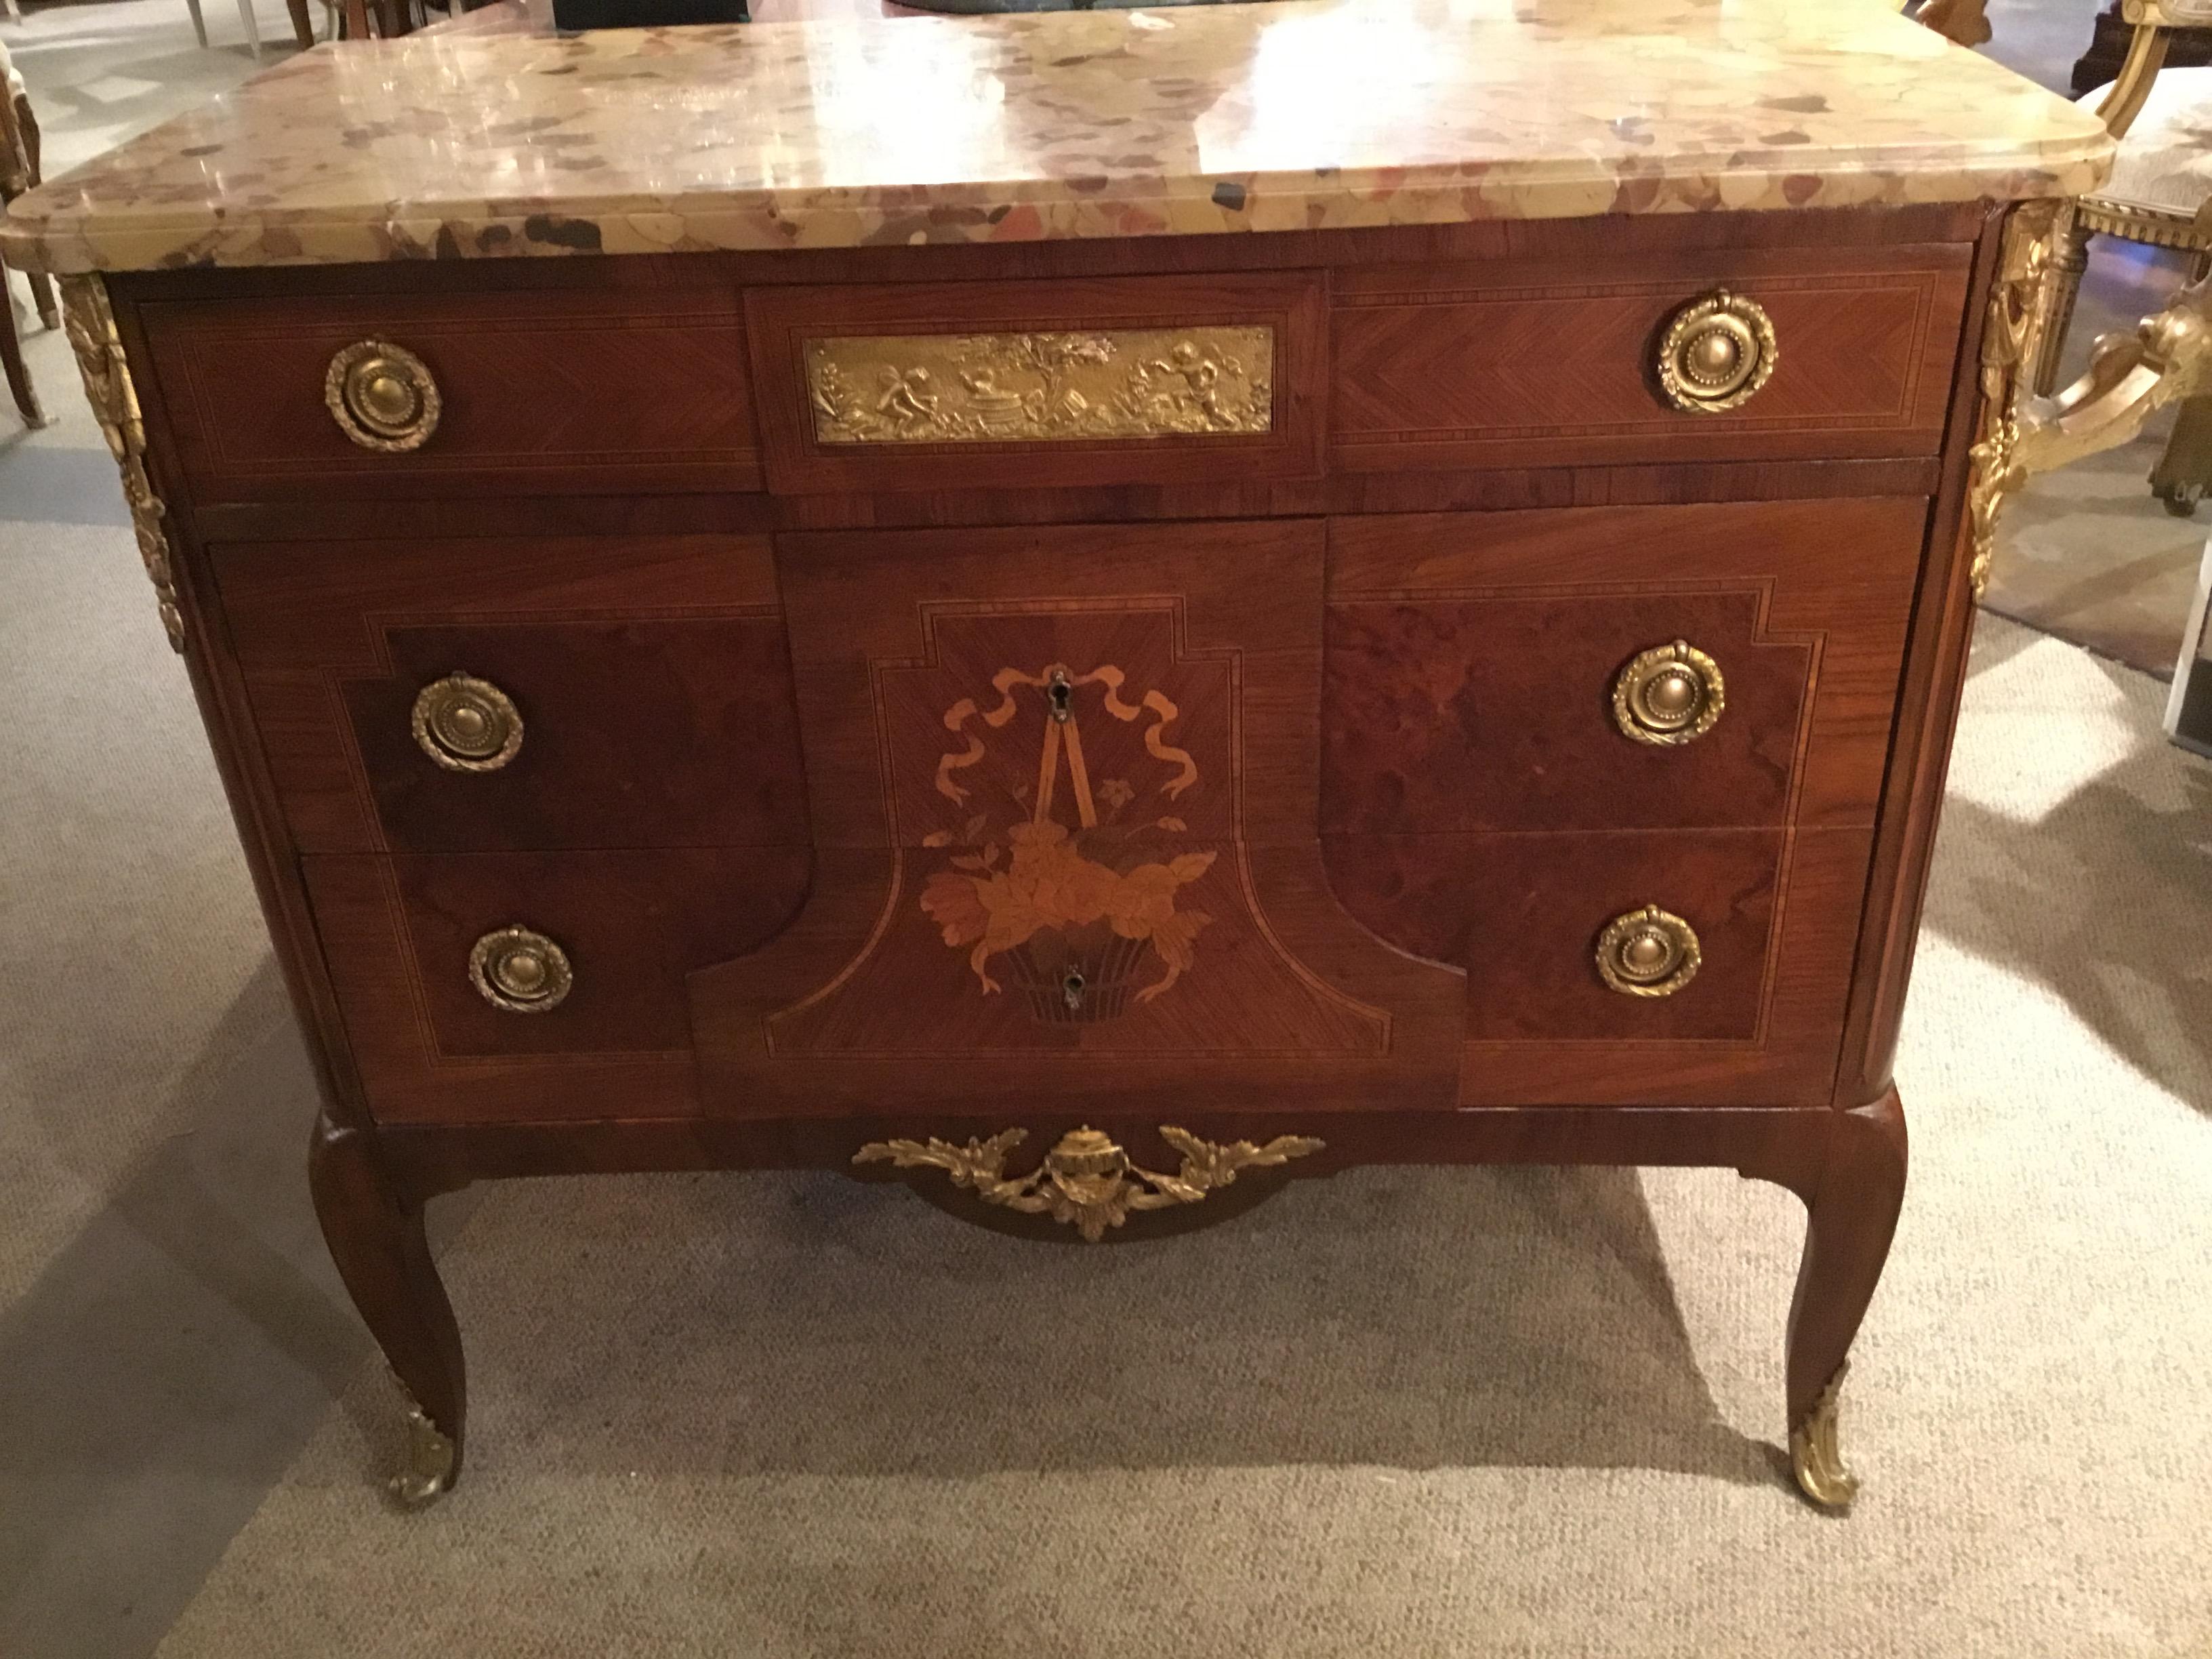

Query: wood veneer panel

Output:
[1324, 499, 1923, 833]
[139, 286, 761, 500]
[690, 518, 1465, 1118]
[216, 536, 806, 854]
[1324, 825, 1874, 1107]
[1332, 245, 1972, 470]
[302, 848, 810, 1124]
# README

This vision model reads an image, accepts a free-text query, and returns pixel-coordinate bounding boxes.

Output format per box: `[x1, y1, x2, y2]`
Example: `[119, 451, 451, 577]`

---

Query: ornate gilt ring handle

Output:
[412, 674, 523, 772]
[1595, 905, 1701, 998]
[1656, 291, 1778, 413]
[468, 926, 571, 1014]
[325, 339, 441, 452]
[1613, 640, 1724, 745]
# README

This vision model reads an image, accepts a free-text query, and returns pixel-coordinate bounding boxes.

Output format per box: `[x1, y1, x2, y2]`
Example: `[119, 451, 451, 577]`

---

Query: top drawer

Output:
[1330, 243, 1973, 471]
[138, 287, 762, 500]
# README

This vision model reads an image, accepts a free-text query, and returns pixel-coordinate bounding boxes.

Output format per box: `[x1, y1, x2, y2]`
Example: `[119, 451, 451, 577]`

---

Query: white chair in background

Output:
[183, 0, 319, 56]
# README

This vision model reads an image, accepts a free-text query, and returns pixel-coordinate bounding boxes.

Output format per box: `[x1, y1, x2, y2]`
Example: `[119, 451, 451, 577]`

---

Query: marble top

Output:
[0, 0, 2112, 274]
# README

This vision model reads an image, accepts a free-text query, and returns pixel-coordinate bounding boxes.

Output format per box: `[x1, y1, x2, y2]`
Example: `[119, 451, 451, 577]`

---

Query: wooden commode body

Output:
[1, 0, 2114, 1509]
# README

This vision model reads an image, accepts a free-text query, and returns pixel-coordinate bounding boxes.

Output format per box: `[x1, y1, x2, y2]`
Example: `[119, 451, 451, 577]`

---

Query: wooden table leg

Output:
[308, 1111, 469, 1506]
[285, 0, 316, 48]
[1778, 1088, 1909, 1509]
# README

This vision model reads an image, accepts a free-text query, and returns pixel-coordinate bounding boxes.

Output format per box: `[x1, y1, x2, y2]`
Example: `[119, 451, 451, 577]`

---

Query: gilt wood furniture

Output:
[0, 37, 50, 427]
[0, 0, 2112, 1512]
[2035, 0, 2212, 516]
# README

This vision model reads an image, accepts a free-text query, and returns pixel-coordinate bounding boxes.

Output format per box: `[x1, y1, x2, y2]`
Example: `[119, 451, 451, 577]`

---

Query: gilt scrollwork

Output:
[806, 326, 1274, 445]
[1964, 199, 2065, 599]
[853, 1124, 1324, 1242]
[58, 274, 184, 653]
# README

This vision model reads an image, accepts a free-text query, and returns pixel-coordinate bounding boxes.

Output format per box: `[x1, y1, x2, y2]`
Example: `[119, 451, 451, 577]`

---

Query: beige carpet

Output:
[1, 568, 2198, 1654]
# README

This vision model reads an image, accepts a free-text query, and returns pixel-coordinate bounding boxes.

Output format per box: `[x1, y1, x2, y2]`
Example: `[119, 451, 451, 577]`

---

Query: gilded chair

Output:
[2034, 0, 2212, 513]
[0, 36, 54, 427]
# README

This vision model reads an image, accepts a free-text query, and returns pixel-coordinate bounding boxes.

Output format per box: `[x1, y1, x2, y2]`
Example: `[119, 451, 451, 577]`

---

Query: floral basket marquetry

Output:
[919, 660, 1215, 1025]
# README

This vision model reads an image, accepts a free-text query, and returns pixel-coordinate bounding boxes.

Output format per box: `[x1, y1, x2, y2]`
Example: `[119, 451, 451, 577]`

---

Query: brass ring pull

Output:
[1656, 292, 1778, 413]
[1595, 905, 1702, 998]
[325, 340, 441, 452]
[468, 926, 572, 1015]
[411, 673, 523, 773]
[1612, 640, 1725, 745]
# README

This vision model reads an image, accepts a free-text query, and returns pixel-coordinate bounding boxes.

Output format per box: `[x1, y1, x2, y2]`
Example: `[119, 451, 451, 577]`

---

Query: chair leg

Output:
[236, 0, 264, 54]
[285, 0, 314, 48]
[2033, 217, 2094, 396]
[183, 0, 210, 46]
[2150, 393, 2212, 517]
[10, 96, 56, 330]
[1, 285, 45, 429]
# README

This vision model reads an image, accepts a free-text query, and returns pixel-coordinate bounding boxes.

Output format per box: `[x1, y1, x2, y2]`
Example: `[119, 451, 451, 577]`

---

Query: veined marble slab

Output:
[0, 0, 2112, 274]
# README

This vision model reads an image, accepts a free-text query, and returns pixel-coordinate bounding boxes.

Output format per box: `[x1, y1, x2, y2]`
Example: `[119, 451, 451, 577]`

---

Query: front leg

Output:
[308, 1112, 468, 1506]
[1783, 1089, 1909, 1509]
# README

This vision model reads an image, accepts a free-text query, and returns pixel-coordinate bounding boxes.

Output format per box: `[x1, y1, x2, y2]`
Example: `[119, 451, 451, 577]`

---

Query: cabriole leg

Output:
[308, 1112, 468, 1507]
[1782, 1089, 1908, 1509]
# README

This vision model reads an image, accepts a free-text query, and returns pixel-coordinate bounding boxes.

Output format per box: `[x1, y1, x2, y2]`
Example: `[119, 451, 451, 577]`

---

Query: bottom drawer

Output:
[1324, 827, 1873, 1107]
[304, 849, 811, 1124]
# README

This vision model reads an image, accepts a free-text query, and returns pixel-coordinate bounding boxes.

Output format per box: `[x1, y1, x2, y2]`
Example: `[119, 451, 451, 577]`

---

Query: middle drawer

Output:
[1323, 497, 1927, 834]
[216, 535, 808, 855]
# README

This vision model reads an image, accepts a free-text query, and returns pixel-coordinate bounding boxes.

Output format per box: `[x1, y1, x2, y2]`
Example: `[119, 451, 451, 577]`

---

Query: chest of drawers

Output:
[3, 0, 2111, 1519]
[74, 206, 2006, 1509]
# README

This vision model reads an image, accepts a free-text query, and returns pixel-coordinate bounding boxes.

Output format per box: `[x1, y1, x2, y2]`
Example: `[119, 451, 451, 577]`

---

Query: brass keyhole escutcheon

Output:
[1656, 291, 1778, 414]
[468, 926, 573, 1015]
[1046, 667, 1076, 724]
[411, 673, 523, 772]
[1063, 970, 1087, 1012]
[1612, 640, 1725, 745]
[1594, 905, 1702, 998]
[325, 339, 442, 452]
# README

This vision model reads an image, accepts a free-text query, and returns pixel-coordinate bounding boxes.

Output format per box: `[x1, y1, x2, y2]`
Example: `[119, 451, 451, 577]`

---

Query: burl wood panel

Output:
[690, 518, 1464, 1117]
[744, 274, 1326, 495]
[1323, 499, 1926, 835]
[216, 535, 807, 855]
[1331, 245, 1972, 471]
[137, 285, 761, 500]
[302, 848, 811, 1124]
[1324, 825, 1875, 1107]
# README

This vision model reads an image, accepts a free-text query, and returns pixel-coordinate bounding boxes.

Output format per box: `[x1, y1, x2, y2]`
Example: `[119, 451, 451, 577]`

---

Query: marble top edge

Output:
[1, 0, 2116, 274]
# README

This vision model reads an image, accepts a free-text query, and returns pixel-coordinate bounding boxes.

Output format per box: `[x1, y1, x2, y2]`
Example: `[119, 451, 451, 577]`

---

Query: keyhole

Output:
[1047, 672, 1074, 724]
[1063, 970, 1086, 1012]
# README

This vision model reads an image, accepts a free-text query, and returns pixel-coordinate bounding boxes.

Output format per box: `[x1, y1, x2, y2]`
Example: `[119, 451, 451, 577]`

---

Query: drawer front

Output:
[687, 518, 1465, 1118]
[140, 287, 761, 499]
[303, 849, 811, 1124]
[1331, 245, 1971, 470]
[1324, 826, 1874, 1107]
[217, 536, 808, 855]
[1323, 499, 1925, 835]
[744, 274, 1326, 495]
